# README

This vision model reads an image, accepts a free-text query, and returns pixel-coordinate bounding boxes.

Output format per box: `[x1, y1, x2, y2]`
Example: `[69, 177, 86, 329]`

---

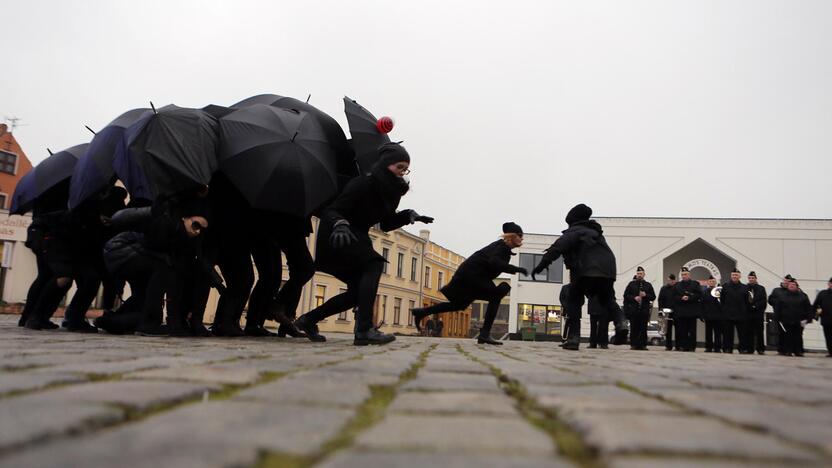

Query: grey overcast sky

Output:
[3, 0, 831, 256]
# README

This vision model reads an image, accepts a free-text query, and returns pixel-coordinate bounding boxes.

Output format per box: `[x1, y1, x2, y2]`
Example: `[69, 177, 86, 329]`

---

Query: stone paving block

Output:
[563, 411, 817, 462]
[610, 457, 803, 468]
[28, 380, 220, 410]
[0, 395, 122, 449]
[402, 371, 501, 393]
[357, 414, 554, 455]
[422, 358, 490, 374]
[125, 364, 263, 385]
[0, 401, 354, 468]
[0, 371, 86, 395]
[318, 450, 574, 468]
[529, 384, 682, 414]
[235, 372, 371, 407]
[388, 391, 519, 416]
[36, 356, 204, 375]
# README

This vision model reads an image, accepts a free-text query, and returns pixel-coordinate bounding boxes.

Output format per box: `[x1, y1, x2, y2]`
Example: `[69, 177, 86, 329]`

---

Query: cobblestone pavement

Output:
[1, 314, 831, 468]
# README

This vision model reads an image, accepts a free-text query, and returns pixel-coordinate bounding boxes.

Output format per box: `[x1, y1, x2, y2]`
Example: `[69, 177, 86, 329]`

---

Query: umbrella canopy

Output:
[68, 108, 150, 210]
[11, 143, 89, 215]
[233, 94, 357, 180]
[343, 96, 391, 173]
[117, 104, 219, 200]
[219, 103, 339, 217]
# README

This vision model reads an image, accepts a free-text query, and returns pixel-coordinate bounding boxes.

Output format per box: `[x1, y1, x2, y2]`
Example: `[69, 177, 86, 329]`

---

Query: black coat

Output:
[539, 220, 616, 280]
[671, 279, 702, 318]
[315, 172, 412, 280]
[701, 286, 723, 320]
[768, 286, 787, 314]
[623, 279, 656, 317]
[719, 281, 750, 321]
[747, 283, 767, 318]
[441, 240, 521, 304]
[814, 289, 832, 326]
[773, 290, 813, 325]
[657, 283, 675, 311]
[558, 284, 584, 317]
[587, 295, 608, 317]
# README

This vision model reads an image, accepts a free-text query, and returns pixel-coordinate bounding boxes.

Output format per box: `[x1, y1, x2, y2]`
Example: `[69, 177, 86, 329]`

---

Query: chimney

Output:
[0, 124, 7, 136]
[419, 229, 430, 241]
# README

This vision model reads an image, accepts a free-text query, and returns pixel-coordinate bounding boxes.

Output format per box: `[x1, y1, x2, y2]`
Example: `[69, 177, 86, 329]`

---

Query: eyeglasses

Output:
[401, 168, 411, 175]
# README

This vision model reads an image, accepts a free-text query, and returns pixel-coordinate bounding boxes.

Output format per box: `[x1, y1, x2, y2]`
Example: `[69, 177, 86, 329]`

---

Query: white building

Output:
[509, 217, 832, 350]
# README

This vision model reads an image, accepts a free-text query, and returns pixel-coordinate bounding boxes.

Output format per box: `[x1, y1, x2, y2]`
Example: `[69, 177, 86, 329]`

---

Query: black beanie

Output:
[565, 203, 592, 224]
[502, 222, 523, 235]
[376, 142, 410, 168]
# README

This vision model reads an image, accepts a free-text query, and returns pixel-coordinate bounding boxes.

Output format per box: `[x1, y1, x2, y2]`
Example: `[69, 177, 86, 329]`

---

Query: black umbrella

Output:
[233, 94, 357, 179]
[343, 96, 392, 173]
[11, 144, 89, 215]
[117, 104, 220, 200]
[219, 103, 339, 217]
[68, 108, 150, 210]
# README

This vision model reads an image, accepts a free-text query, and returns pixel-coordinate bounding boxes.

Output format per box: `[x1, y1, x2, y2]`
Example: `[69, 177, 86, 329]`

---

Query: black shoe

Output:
[167, 325, 191, 337]
[244, 325, 277, 337]
[294, 316, 326, 342]
[563, 342, 580, 351]
[24, 319, 59, 330]
[704, 349, 713, 353]
[63, 320, 99, 334]
[211, 323, 245, 337]
[599, 344, 608, 349]
[588, 344, 597, 349]
[189, 323, 213, 337]
[17, 315, 28, 327]
[794, 353, 804, 357]
[135, 324, 169, 337]
[477, 335, 503, 345]
[411, 308, 427, 333]
[276, 322, 306, 338]
[609, 329, 628, 345]
[757, 350, 765, 355]
[354, 328, 395, 346]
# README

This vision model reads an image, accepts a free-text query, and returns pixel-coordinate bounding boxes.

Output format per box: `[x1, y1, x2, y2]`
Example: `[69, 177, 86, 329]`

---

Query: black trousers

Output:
[418, 282, 511, 336]
[746, 316, 766, 352]
[63, 262, 102, 324]
[96, 274, 151, 335]
[705, 319, 723, 351]
[782, 322, 804, 355]
[629, 313, 648, 348]
[247, 234, 314, 327]
[823, 322, 832, 355]
[20, 252, 51, 325]
[665, 318, 675, 350]
[214, 239, 254, 327]
[722, 319, 748, 352]
[589, 314, 610, 346]
[304, 261, 384, 334]
[675, 317, 697, 350]
[566, 277, 617, 345]
[121, 255, 176, 329]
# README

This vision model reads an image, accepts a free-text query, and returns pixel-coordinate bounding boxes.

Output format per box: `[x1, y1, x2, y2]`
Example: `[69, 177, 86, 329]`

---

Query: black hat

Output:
[668, 273, 676, 280]
[785, 274, 794, 280]
[732, 268, 740, 274]
[748, 271, 757, 277]
[376, 142, 410, 168]
[680, 267, 689, 273]
[565, 203, 592, 224]
[636, 266, 644, 272]
[828, 277, 832, 283]
[502, 222, 523, 236]
[708, 275, 715, 280]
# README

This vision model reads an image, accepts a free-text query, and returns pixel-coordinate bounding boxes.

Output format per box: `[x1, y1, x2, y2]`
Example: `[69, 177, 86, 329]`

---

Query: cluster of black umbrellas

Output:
[11, 95, 395, 218]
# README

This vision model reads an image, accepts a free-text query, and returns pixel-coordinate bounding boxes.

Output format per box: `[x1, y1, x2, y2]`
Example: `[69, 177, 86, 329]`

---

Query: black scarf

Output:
[370, 163, 409, 204]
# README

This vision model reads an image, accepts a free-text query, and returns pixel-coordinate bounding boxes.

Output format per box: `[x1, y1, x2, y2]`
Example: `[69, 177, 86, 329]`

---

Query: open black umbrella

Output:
[68, 108, 150, 210]
[233, 94, 357, 180]
[11, 144, 89, 215]
[219, 103, 338, 217]
[117, 104, 219, 200]
[343, 96, 392, 173]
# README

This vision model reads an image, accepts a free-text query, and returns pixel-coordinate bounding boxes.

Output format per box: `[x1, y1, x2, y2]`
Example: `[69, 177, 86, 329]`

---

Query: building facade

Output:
[508, 217, 832, 350]
[419, 229, 470, 337]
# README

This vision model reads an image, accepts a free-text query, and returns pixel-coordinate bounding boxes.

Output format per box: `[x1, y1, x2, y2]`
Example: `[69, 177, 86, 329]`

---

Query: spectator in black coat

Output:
[746, 271, 768, 354]
[671, 267, 702, 351]
[587, 295, 610, 349]
[294, 143, 432, 346]
[701, 276, 723, 352]
[768, 275, 793, 355]
[658, 273, 677, 351]
[412, 223, 527, 345]
[813, 278, 832, 357]
[720, 269, 751, 353]
[623, 266, 656, 350]
[532, 204, 623, 351]
[774, 279, 813, 356]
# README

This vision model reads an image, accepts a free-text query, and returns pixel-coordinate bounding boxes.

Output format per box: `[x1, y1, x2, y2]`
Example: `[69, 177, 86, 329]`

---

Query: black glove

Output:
[531, 263, 548, 279]
[408, 210, 434, 224]
[329, 221, 357, 249]
[516, 267, 529, 276]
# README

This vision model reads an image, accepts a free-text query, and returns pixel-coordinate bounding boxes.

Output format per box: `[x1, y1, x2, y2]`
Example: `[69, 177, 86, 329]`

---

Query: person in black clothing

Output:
[813, 278, 832, 357]
[746, 271, 768, 354]
[701, 276, 723, 352]
[434, 318, 444, 337]
[624, 266, 656, 350]
[720, 268, 751, 354]
[657, 273, 677, 351]
[670, 267, 702, 352]
[768, 275, 793, 355]
[411, 222, 527, 345]
[773, 279, 813, 356]
[587, 295, 610, 349]
[559, 283, 584, 346]
[532, 204, 623, 351]
[294, 143, 433, 346]
[424, 317, 436, 337]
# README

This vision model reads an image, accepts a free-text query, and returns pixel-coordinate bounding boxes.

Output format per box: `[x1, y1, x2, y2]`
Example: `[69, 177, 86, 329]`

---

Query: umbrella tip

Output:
[291, 131, 299, 142]
[47, 148, 53, 156]
[306, 94, 311, 103]
[150, 101, 157, 114]
[84, 125, 97, 135]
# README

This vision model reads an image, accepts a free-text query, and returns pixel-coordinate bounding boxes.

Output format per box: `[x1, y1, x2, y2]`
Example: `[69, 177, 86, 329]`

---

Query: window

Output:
[381, 295, 388, 324]
[518, 303, 562, 335]
[518, 253, 564, 283]
[438, 271, 445, 289]
[382, 248, 390, 274]
[0, 194, 6, 210]
[410, 258, 418, 281]
[393, 298, 402, 325]
[408, 300, 416, 325]
[337, 288, 349, 321]
[0, 150, 17, 175]
[314, 285, 326, 320]
[397, 252, 404, 278]
[424, 266, 432, 288]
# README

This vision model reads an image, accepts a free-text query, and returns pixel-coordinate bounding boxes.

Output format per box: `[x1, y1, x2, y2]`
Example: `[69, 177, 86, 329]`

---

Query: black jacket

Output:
[814, 289, 832, 326]
[671, 279, 702, 318]
[747, 283, 767, 318]
[588, 295, 609, 317]
[623, 279, 656, 317]
[720, 281, 750, 321]
[658, 283, 675, 311]
[558, 284, 584, 317]
[768, 286, 788, 314]
[773, 290, 813, 325]
[538, 220, 616, 280]
[701, 286, 723, 320]
[441, 240, 521, 304]
[315, 171, 413, 280]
